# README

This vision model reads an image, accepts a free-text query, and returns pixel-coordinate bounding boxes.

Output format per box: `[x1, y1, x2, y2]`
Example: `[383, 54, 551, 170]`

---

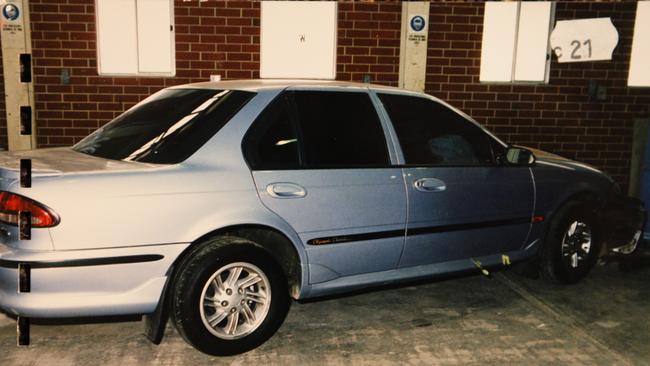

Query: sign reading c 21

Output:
[550, 18, 619, 63]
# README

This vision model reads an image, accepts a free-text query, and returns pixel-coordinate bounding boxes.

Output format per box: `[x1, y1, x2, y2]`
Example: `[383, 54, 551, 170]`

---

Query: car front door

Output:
[376, 92, 534, 268]
[244, 88, 407, 284]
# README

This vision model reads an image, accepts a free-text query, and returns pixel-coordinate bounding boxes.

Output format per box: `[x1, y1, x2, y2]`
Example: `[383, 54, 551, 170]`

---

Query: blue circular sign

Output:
[2, 4, 20, 21]
[410, 15, 425, 32]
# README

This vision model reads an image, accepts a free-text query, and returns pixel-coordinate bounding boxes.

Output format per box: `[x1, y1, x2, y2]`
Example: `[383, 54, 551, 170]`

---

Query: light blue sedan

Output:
[0, 80, 644, 355]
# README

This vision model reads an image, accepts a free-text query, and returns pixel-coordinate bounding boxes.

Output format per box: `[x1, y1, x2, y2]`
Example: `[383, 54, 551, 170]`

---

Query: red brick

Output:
[189, 7, 215, 17]
[34, 23, 60, 32]
[42, 13, 68, 22]
[201, 35, 226, 44]
[241, 27, 259, 36]
[226, 35, 252, 44]
[32, 4, 60, 13]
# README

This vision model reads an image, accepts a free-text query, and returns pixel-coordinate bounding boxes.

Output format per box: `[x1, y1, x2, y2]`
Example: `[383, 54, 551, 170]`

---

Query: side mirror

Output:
[503, 146, 536, 166]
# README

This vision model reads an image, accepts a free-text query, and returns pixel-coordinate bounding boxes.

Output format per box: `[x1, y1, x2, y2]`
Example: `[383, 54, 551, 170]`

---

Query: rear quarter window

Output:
[73, 89, 255, 164]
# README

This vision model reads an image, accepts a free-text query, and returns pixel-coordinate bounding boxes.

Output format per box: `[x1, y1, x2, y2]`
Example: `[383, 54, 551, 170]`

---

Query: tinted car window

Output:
[73, 89, 255, 164]
[244, 94, 300, 170]
[294, 91, 389, 168]
[378, 94, 493, 166]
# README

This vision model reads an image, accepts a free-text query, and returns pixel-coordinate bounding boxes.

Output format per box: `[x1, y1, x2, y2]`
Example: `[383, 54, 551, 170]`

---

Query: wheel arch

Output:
[529, 187, 600, 242]
[170, 224, 306, 300]
[543, 189, 601, 229]
[561, 190, 602, 209]
[543, 189, 606, 251]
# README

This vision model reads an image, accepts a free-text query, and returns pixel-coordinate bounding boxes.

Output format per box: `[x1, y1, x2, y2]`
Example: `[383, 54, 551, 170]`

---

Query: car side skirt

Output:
[302, 240, 540, 299]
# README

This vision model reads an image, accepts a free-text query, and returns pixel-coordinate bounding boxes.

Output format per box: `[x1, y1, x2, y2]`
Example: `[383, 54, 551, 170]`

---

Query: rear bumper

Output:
[0, 243, 188, 318]
[599, 195, 646, 254]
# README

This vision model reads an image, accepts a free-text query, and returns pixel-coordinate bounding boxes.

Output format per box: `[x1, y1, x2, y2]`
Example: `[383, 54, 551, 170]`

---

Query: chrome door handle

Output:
[414, 178, 446, 192]
[266, 183, 307, 198]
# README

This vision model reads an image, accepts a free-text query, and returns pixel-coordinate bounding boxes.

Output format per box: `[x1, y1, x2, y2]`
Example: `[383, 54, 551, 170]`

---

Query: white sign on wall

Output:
[550, 18, 619, 63]
[260, 1, 337, 79]
[96, 0, 175, 76]
[628, 1, 650, 87]
[479, 2, 554, 84]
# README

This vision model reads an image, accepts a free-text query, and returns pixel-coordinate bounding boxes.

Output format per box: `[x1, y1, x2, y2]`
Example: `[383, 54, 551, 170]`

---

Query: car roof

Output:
[170, 79, 411, 93]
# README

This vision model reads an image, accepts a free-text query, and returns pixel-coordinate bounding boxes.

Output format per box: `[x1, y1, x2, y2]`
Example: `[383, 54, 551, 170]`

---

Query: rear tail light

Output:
[0, 191, 59, 228]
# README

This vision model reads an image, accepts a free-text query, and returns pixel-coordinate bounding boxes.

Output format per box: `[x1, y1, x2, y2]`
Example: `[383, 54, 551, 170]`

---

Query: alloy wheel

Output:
[560, 220, 592, 269]
[199, 262, 271, 340]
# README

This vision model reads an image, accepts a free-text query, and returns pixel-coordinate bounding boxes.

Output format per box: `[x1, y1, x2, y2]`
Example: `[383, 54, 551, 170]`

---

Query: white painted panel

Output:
[96, 0, 138, 75]
[260, 1, 337, 79]
[514, 2, 552, 82]
[629, 1, 650, 87]
[479, 2, 519, 83]
[136, 0, 174, 74]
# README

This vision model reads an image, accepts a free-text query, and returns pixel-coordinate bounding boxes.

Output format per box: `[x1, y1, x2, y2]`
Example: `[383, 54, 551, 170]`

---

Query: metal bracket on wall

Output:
[19, 54, 31, 83]
[17, 263, 31, 346]
[19, 106, 32, 135]
[588, 80, 607, 102]
[20, 159, 31, 188]
[19, 211, 31, 240]
[17, 316, 29, 346]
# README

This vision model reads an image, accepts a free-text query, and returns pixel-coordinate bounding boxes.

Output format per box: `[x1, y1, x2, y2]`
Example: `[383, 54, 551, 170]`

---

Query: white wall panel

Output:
[628, 1, 650, 87]
[479, 2, 519, 82]
[514, 2, 553, 82]
[260, 1, 337, 79]
[96, 0, 138, 75]
[136, 0, 174, 74]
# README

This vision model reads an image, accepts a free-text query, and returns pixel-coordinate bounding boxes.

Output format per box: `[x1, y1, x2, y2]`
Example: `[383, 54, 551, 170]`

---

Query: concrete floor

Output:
[1, 254, 649, 366]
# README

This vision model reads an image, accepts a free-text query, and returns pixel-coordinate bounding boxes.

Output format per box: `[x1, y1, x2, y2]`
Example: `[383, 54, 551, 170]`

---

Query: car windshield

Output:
[73, 88, 255, 164]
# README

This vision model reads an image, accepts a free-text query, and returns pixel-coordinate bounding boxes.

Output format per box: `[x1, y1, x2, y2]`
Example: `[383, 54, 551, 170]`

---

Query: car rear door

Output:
[376, 92, 534, 268]
[244, 88, 407, 284]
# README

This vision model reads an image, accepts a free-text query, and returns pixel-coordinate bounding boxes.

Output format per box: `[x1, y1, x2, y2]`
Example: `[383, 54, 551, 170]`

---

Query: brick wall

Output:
[337, 1, 401, 86]
[0, 1, 648, 189]
[426, 2, 650, 189]
[28, 0, 260, 147]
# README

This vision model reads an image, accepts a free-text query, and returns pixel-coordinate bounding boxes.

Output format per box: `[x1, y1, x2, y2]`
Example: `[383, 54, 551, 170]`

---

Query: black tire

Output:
[540, 200, 602, 284]
[171, 236, 290, 356]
